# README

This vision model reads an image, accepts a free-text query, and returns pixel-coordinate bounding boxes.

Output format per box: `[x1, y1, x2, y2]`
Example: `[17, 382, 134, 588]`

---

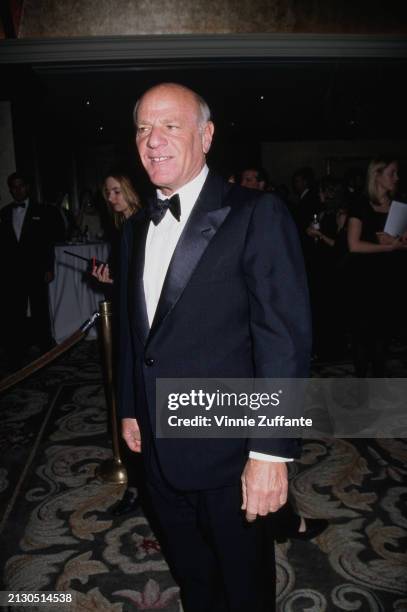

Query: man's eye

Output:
[167, 125, 179, 130]
[137, 126, 150, 134]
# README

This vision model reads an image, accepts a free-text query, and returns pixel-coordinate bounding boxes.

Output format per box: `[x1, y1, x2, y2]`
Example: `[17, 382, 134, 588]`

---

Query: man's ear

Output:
[201, 121, 214, 154]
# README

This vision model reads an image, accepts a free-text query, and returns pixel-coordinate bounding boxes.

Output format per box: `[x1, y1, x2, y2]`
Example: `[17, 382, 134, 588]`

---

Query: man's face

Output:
[135, 85, 214, 196]
[9, 178, 29, 202]
[240, 169, 264, 191]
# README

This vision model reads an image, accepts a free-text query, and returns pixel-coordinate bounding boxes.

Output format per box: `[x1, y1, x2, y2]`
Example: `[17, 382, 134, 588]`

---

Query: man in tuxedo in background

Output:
[0, 173, 64, 370]
[292, 166, 320, 233]
[118, 83, 311, 612]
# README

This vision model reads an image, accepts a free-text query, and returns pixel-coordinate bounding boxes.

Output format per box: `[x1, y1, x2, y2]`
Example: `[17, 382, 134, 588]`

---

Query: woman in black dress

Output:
[347, 157, 407, 376]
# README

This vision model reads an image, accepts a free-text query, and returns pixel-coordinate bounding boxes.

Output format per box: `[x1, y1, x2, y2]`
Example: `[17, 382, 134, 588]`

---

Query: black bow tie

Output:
[12, 202, 26, 209]
[148, 194, 181, 225]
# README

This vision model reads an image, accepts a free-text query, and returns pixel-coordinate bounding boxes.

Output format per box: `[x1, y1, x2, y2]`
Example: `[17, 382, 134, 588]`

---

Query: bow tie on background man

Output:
[148, 194, 181, 225]
[12, 202, 26, 209]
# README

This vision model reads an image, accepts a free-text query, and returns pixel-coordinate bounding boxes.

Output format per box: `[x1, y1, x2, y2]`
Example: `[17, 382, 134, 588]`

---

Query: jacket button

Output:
[145, 357, 154, 366]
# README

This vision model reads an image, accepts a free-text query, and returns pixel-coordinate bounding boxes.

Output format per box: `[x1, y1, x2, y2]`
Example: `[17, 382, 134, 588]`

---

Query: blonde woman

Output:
[347, 157, 407, 376]
[92, 173, 142, 516]
[92, 173, 141, 283]
[347, 158, 405, 254]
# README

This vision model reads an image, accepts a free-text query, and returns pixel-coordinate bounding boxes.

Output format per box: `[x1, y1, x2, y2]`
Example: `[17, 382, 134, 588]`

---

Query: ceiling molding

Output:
[1, 34, 407, 66]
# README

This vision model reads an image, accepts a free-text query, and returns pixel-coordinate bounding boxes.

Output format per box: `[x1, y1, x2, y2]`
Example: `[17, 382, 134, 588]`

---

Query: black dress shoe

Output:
[292, 518, 328, 541]
[110, 489, 140, 516]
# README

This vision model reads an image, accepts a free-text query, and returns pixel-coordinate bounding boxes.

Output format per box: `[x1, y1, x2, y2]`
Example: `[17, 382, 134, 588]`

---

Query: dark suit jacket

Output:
[0, 200, 65, 283]
[118, 172, 311, 491]
[294, 188, 321, 234]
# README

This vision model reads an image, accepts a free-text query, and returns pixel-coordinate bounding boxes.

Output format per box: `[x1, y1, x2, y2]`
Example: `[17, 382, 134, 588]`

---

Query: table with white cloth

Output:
[49, 242, 110, 343]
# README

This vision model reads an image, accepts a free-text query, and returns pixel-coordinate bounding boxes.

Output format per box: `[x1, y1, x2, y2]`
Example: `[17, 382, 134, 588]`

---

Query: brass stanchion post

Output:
[96, 301, 127, 484]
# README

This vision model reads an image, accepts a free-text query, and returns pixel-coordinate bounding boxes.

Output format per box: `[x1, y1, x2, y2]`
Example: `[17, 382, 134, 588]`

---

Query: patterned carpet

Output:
[0, 340, 406, 611]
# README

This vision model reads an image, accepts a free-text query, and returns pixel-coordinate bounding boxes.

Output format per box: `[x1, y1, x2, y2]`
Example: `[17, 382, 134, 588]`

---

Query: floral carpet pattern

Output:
[0, 341, 406, 611]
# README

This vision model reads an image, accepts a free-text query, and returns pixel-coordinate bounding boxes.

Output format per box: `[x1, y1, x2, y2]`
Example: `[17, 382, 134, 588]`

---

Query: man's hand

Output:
[241, 459, 288, 522]
[306, 226, 322, 239]
[122, 418, 142, 453]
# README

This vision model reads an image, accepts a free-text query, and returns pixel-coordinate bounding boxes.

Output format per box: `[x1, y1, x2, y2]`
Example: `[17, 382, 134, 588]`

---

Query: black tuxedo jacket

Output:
[118, 172, 311, 490]
[0, 200, 65, 282]
[295, 189, 321, 234]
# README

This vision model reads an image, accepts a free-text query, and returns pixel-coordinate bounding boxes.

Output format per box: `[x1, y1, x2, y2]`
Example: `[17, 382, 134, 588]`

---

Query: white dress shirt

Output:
[143, 165, 292, 463]
[12, 199, 29, 241]
[144, 165, 209, 326]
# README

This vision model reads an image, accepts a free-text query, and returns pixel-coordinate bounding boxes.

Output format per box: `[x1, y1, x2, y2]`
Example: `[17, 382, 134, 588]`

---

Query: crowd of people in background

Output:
[1, 156, 407, 379]
[229, 159, 407, 376]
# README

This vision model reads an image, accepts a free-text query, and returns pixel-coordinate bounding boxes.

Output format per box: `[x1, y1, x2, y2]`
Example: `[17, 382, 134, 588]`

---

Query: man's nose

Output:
[147, 126, 167, 148]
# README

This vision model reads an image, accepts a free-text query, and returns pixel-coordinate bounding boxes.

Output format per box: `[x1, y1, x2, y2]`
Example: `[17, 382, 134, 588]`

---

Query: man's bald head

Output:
[134, 83, 211, 129]
[134, 83, 214, 195]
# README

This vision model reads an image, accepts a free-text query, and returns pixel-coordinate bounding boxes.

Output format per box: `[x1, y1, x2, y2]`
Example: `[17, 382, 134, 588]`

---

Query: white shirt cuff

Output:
[249, 451, 294, 462]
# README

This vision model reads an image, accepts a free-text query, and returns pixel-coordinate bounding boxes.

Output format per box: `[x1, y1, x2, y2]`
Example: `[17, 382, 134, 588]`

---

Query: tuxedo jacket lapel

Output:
[129, 210, 150, 344]
[149, 173, 232, 338]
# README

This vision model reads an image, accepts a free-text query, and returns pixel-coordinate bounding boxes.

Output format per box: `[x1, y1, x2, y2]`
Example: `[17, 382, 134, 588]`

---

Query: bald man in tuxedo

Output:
[118, 83, 311, 612]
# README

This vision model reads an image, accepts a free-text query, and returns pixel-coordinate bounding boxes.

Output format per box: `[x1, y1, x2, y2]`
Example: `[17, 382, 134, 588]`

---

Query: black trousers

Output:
[3, 278, 54, 365]
[145, 475, 276, 612]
